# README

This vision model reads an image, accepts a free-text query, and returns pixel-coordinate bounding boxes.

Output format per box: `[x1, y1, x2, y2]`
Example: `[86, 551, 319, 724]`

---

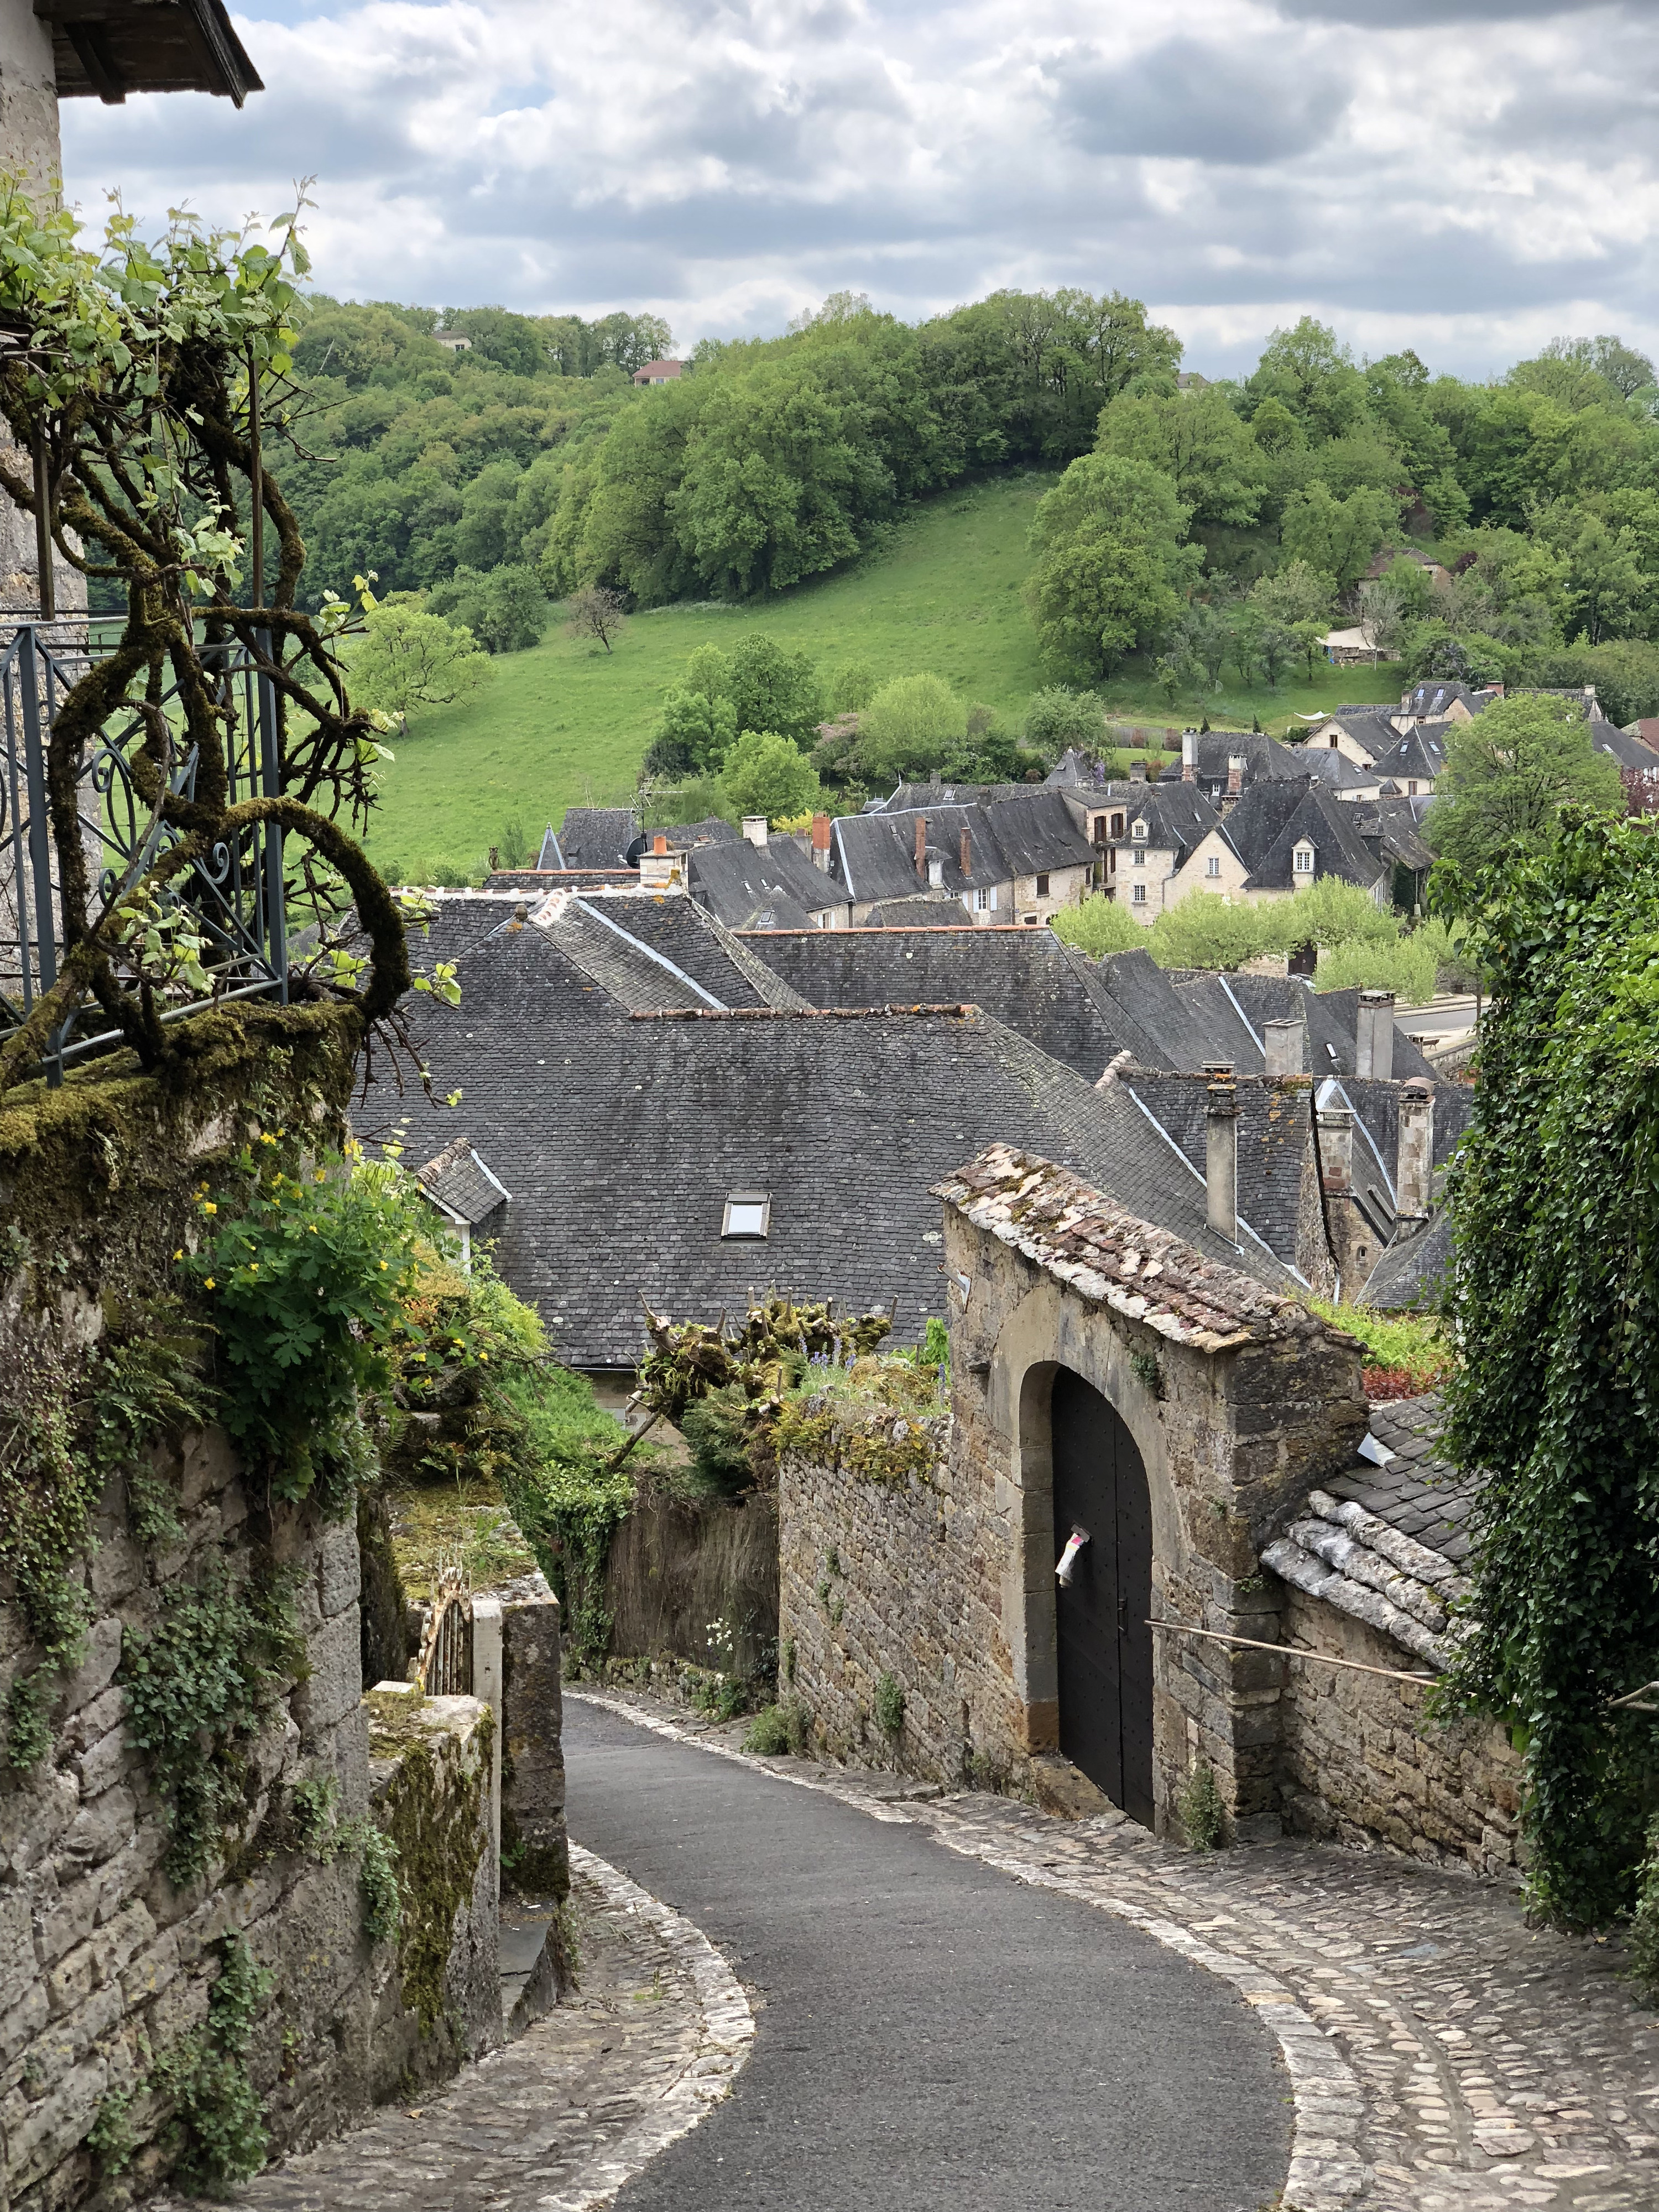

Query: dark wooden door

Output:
[1051, 1369, 1155, 1825]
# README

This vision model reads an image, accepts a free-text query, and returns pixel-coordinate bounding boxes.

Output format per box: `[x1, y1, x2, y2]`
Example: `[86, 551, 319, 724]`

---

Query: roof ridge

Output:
[626, 1003, 980, 1020]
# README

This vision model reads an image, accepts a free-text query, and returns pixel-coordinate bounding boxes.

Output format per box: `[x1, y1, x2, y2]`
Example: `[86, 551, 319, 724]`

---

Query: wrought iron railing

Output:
[0, 622, 289, 1084]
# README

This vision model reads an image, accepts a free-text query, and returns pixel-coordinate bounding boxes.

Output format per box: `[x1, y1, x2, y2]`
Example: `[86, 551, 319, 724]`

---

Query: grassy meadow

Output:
[348, 469, 1405, 883]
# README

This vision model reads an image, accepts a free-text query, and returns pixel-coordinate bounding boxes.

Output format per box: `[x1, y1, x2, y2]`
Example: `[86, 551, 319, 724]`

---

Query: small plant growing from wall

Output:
[1178, 1760, 1227, 1851]
[151, 1933, 274, 2189]
[1129, 1348, 1166, 1401]
[875, 1672, 906, 1737]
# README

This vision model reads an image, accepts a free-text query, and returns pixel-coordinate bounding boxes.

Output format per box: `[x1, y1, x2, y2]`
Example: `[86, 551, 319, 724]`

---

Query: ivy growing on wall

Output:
[1440, 809, 1659, 1929]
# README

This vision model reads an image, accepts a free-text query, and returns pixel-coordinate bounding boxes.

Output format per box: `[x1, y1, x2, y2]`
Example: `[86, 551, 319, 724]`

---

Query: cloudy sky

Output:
[58, 0, 1659, 377]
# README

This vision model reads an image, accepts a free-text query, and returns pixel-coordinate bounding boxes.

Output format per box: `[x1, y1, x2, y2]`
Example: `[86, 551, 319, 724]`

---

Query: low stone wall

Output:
[605, 1489, 778, 1679]
[501, 1596, 567, 1902]
[1277, 1590, 1523, 1876]
[363, 1688, 499, 2096]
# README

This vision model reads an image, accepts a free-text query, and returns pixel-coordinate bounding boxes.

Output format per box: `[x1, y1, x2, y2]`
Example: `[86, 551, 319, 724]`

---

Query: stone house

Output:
[828, 790, 1095, 927]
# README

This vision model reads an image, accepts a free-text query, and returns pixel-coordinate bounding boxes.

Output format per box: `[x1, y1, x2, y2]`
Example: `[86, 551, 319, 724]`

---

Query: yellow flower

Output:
[202, 1201, 217, 1215]
[248, 1263, 258, 1272]
[173, 1248, 183, 1261]
[379, 1260, 388, 1271]
[479, 1351, 488, 1363]
[309, 1224, 319, 1234]
[205, 1277, 216, 1289]
[315, 1171, 326, 1183]
[259, 1132, 276, 1146]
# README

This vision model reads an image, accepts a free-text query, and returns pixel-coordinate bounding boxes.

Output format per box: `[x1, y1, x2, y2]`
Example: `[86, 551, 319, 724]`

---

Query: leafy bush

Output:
[1148, 893, 1280, 971]
[680, 1387, 759, 1499]
[186, 1148, 422, 1508]
[428, 561, 548, 653]
[1306, 1299, 1451, 1389]
[744, 1698, 809, 1756]
[1177, 1760, 1225, 1850]
[857, 672, 968, 782]
[1282, 874, 1400, 948]
[1411, 915, 1483, 992]
[1050, 893, 1144, 957]
[1021, 685, 1105, 757]
[874, 1672, 905, 1736]
[153, 1934, 273, 2190]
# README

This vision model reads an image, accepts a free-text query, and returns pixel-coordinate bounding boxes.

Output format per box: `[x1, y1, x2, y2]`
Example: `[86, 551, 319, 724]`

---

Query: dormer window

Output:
[1131, 818, 1147, 840]
[722, 1192, 770, 1239]
[1293, 843, 1315, 875]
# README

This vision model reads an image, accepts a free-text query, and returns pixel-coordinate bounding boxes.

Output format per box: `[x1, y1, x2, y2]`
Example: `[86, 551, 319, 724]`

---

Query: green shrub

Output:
[1050, 893, 1144, 957]
[1307, 1298, 1451, 1385]
[858, 673, 968, 780]
[720, 728, 821, 821]
[875, 1672, 905, 1736]
[743, 1704, 791, 1754]
[1178, 1761, 1225, 1850]
[679, 1387, 758, 1498]
[356, 1824, 401, 1947]
[1281, 874, 1401, 948]
[1148, 892, 1279, 971]
[153, 1933, 273, 2189]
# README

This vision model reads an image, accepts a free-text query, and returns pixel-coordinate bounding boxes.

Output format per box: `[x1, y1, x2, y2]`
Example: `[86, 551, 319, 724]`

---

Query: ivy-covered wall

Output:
[0, 1017, 501, 2206]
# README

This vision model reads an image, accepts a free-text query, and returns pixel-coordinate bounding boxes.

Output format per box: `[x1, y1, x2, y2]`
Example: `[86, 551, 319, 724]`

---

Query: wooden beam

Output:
[62, 18, 125, 100]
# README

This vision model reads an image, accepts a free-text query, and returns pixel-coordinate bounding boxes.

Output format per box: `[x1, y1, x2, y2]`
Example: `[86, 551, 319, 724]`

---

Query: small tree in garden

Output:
[565, 582, 628, 653]
[0, 181, 416, 1093]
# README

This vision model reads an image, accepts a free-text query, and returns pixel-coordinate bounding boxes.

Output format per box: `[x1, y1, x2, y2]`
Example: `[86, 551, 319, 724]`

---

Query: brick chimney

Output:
[959, 827, 972, 876]
[1355, 990, 1395, 1079]
[914, 814, 928, 880]
[1263, 1016, 1305, 1077]
[653, 833, 667, 854]
[1227, 754, 1245, 795]
[1181, 729, 1197, 783]
[1396, 1077, 1434, 1220]
[811, 812, 832, 871]
[1206, 1075, 1239, 1241]
[742, 816, 768, 849]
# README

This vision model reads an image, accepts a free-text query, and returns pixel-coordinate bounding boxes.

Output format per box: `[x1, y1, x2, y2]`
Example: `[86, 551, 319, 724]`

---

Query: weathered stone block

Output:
[294, 1605, 363, 1740]
[502, 1595, 566, 1901]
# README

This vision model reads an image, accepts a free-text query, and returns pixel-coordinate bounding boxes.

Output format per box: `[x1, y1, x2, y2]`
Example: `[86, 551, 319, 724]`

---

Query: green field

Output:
[358, 472, 1407, 882]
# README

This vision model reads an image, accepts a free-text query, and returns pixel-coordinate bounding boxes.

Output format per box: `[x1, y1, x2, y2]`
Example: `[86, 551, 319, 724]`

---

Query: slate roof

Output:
[1402, 679, 1480, 722]
[744, 927, 1151, 1083]
[879, 780, 1033, 811]
[1297, 748, 1379, 795]
[1154, 732, 1306, 802]
[1044, 748, 1115, 789]
[392, 931, 1301, 1366]
[1104, 783, 1224, 864]
[485, 868, 636, 894]
[1118, 1071, 1314, 1271]
[1304, 711, 1401, 765]
[416, 1136, 510, 1227]
[1361, 1208, 1453, 1311]
[530, 891, 811, 1012]
[935, 1145, 1326, 1354]
[1349, 797, 1434, 873]
[1224, 783, 1387, 893]
[1261, 1391, 1480, 1667]
[862, 897, 977, 927]
[556, 807, 640, 869]
[1370, 727, 1447, 785]
[688, 839, 850, 930]
[830, 789, 1095, 906]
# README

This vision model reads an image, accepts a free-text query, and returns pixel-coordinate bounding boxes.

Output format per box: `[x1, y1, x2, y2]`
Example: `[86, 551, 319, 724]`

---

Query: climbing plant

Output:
[0, 179, 414, 1094]
[1438, 808, 1659, 1929]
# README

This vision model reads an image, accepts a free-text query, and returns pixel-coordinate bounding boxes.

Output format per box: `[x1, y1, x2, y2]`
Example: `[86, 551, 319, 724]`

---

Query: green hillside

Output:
[361, 472, 1405, 884]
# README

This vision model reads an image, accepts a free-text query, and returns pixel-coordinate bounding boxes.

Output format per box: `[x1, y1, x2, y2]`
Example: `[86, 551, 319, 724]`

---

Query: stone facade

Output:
[1277, 1591, 1522, 1876]
[778, 1143, 1519, 1870]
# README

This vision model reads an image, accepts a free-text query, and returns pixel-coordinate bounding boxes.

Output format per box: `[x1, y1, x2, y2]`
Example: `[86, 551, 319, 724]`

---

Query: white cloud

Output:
[55, 0, 1659, 375]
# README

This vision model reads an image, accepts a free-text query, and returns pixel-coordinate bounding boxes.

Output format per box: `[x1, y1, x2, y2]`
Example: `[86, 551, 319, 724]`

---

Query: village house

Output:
[632, 359, 685, 385]
[828, 787, 1095, 926]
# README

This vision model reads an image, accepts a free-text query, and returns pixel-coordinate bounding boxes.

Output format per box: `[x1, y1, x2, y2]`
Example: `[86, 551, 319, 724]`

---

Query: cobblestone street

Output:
[160, 1845, 751, 2212]
[580, 1691, 1659, 2212]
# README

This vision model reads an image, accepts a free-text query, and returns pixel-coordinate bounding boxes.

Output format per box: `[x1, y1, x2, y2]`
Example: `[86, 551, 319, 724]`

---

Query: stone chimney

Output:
[811, 812, 832, 870]
[1316, 1099, 1353, 1196]
[1129, 758, 1146, 784]
[1355, 990, 1395, 1079]
[1206, 1076, 1239, 1241]
[960, 827, 972, 877]
[1264, 1016, 1305, 1077]
[1396, 1077, 1434, 1221]
[742, 816, 768, 849]
[914, 815, 928, 880]
[1181, 729, 1197, 783]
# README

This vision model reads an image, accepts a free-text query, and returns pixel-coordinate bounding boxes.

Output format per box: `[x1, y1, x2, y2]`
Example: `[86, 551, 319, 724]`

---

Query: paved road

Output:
[565, 1697, 1290, 2212]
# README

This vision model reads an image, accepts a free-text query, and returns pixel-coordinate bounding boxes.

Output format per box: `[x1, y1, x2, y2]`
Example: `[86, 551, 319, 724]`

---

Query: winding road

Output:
[565, 1696, 1291, 2212]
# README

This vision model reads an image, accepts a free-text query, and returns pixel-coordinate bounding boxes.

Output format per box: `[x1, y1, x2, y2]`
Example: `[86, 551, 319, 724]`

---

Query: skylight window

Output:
[722, 1192, 771, 1239]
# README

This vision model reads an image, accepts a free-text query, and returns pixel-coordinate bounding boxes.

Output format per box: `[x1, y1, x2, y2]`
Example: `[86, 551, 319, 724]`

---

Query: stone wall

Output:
[0, 1015, 507, 2206]
[500, 1597, 567, 1902]
[1277, 1592, 1522, 1877]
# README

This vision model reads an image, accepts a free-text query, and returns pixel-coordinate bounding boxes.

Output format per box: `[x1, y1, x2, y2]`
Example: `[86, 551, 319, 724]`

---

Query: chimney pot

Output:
[1396, 1077, 1435, 1219]
[960, 827, 972, 876]
[1206, 1078, 1239, 1241]
[1264, 1017, 1305, 1077]
[914, 813, 928, 879]
[1182, 729, 1197, 782]
[653, 833, 667, 854]
[742, 815, 768, 849]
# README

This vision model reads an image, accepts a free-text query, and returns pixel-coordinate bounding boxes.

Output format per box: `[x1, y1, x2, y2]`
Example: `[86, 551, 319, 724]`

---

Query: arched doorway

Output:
[1051, 1369, 1155, 1825]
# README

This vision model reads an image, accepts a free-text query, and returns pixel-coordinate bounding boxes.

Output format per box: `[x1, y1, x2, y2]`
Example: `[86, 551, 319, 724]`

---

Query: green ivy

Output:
[1438, 809, 1659, 1928]
[119, 1566, 307, 1883]
[152, 1933, 273, 2190]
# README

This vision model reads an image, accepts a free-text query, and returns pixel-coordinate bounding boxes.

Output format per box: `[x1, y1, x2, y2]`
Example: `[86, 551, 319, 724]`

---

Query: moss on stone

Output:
[374, 1707, 489, 2038]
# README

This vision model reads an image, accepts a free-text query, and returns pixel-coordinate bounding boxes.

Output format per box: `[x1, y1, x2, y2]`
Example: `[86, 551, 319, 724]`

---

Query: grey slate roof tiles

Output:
[1119, 1071, 1313, 1269]
[555, 807, 640, 869]
[1361, 1208, 1453, 1311]
[1226, 782, 1387, 893]
[1155, 732, 1307, 799]
[416, 1136, 511, 1227]
[687, 839, 849, 930]
[831, 790, 1094, 905]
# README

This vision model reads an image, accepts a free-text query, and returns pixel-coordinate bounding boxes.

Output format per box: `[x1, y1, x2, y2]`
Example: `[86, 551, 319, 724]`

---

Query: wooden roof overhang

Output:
[38, 0, 262, 106]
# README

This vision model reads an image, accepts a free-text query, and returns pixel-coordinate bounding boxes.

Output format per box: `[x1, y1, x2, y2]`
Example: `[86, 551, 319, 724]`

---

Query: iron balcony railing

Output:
[0, 622, 288, 1084]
